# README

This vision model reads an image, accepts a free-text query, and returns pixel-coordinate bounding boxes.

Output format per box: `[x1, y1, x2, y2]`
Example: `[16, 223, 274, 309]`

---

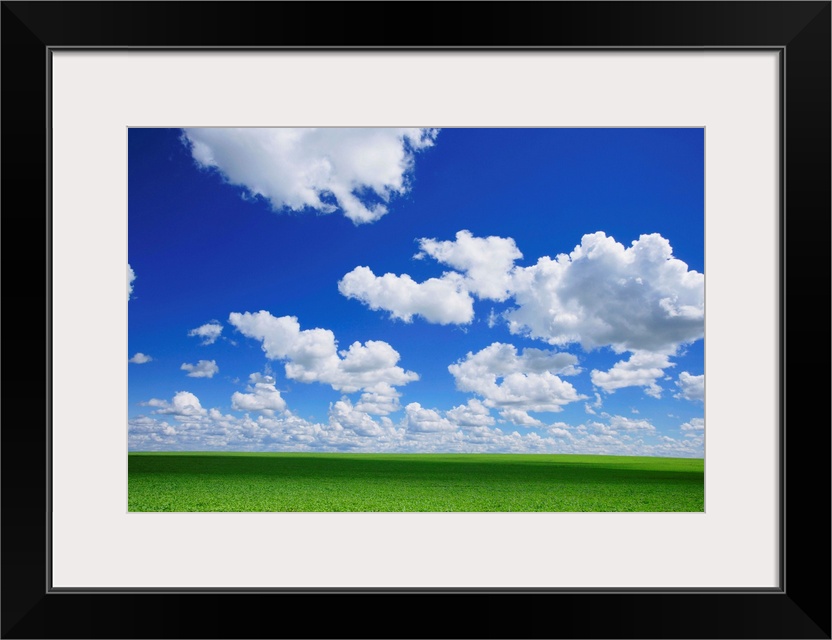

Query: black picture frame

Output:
[2, 2, 829, 638]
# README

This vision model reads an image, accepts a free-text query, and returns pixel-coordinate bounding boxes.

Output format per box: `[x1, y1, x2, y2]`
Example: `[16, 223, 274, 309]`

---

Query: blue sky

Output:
[128, 127, 704, 455]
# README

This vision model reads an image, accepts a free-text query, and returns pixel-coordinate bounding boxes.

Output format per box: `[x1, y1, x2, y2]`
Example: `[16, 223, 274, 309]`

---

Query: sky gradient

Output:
[128, 127, 704, 456]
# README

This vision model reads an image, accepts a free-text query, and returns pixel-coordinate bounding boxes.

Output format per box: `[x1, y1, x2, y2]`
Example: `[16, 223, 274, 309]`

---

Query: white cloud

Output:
[607, 414, 656, 432]
[129, 352, 152, 364]
[675, 372, 705, 402]
[231, 373, 287, 416]
[143, 391, 207, 418]
[329, 398, 397, 438]
[415, 230, 522, 301]
[448, 342, 585, 416]
[681, 417, 705, 431]
[498, 408, 544, 428]
[354, 382, 401, 416]
[340, 229, 704, 365]
[584, 392, 603, 415]
[228, 311, 418, 393]
[590, 351, 674, 397]
[128, 263, 136, 300]
[454, 370, 584, 414]
[188, 321, 223, 345]
[131, 411, 315, 452]
[130, 401, 397, 453]
[338, 266, 474, 325]
[134, 391, 392, 452]
[339, 230, 523, 325]
[446, 399, 495, 428]
[545, 423, 574, 438]
[507, 232, 704, 354]
[129, 394, 702, 457]
[181, 127, 438, 224]
[403, 402, 457, 433]
[181, 360, 219, 378]
[487, 309, 499, 329]
[584, 421, 616, 436]
[451, 342, 580, 380]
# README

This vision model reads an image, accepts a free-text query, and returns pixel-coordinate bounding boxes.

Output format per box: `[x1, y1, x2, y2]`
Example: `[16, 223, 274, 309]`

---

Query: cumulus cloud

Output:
[415, 230, 523, 301]
[681, 417, 704, 432]
[231, 373, 287, 416]
[338, 266, 473, 325]
[545, 423, 574, 438]
[590, 351, 674, 397]
[340, 230, 703, 358]
[129, 404, 387, 453]
[339, 230, 524, 325]
[129, 393, 702, 456]
[133, 390, 395, 452]
[448, 342, 585, 416]
[498, 408, 544, 428]
[329, 398, 398, 438]
[128, 264, 136, 300]
[451, 342, 580, 381]
[143, 391, 207, 418]
[188, 321, 223, 345]
[584, 392, 603, 415]
[354, 382, 401, 416]
[181, 127, 438, 224]
[131, 403, 330, 452]
[507, 232, 704, 354]
[181, 360, 219, 378]
[446, 399, 495, 428]
[228, 311, 418, 393]
[607, 414, 656, 432]
[129, 352, 152, 364]
[675, 372, 705, 402]
[403, 402, 457, 433]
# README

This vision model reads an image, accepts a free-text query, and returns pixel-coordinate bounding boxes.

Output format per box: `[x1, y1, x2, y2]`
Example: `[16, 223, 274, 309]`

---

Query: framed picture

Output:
[3, 2, 829, 638]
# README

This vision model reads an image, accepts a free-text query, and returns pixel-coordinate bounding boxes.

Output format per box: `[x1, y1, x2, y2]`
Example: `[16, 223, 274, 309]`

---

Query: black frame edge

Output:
[2, 2, 829, 639]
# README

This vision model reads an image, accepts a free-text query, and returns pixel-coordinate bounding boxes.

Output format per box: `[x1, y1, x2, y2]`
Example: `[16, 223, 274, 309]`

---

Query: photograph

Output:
[128, 126, 705, 512]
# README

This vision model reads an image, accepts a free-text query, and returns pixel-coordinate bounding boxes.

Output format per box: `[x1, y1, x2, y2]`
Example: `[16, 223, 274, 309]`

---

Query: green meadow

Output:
[128, 452, 704, 512]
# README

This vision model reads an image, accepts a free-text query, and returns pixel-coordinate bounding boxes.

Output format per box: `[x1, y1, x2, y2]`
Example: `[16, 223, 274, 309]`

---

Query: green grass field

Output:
[128, 452, 704, 512]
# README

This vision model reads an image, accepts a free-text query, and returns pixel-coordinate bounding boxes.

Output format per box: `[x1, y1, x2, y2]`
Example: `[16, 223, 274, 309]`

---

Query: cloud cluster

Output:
[142, 391, 207, 418]
[607, 414, 656, 432]
[329, 398, 398, 438]
[128, 264, 136, 300]
[403, 402, 457, 433]
[448, 342, 585, 424]
[584, 392, 603, 415]
[188, 321, 223, 345]
[338, 230, 524, 325]
[130, 390, 703, 457]
[354, 383, 401, 416]
[231, 373, 287, 415]
[507, 232, 704, 354]
[675, 372, 705, 402]
[416, 230, 523, 301]
[681, 417, 704, 432]
[338, 267, 473, 324]
[339, 230, 703, 408]
[228, 311, 418, 393]
[590, 351, 674, 398]
[181, 360, 219, 378]
[181, 128, 438, 224]
[340, 231, 703, 359]
[129, 352, 152, 364]
[445, 399, 495, 428]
